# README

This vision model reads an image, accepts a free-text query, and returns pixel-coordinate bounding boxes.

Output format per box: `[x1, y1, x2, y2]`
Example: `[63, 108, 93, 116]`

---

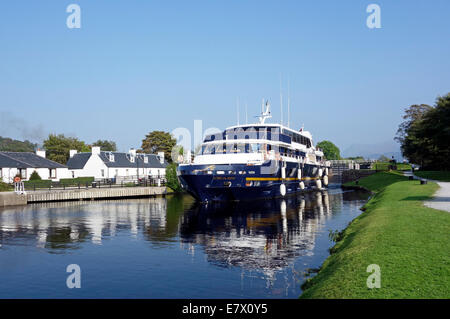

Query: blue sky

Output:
[0, 1, 449, 155]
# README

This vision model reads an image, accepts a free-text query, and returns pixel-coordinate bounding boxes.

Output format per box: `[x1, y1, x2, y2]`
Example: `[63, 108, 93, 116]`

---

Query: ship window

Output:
[216, 171, 225, 175]
[203, 144, 217, 155]
[238, 171, 246, 174]
[248, 171, 256, 174]
[250, 143, 262, 153]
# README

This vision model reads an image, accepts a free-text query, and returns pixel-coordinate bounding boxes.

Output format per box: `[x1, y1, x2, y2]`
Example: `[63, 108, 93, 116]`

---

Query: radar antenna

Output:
[258, 99, 272, 124]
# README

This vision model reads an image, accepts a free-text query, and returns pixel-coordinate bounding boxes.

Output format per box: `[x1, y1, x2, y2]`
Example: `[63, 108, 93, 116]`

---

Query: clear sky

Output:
[0, 1, 449, 154]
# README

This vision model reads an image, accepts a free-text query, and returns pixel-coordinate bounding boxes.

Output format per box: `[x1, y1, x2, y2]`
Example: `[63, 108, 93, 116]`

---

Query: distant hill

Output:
[342, 141, 404, 162]
[0, 136, 37, 152]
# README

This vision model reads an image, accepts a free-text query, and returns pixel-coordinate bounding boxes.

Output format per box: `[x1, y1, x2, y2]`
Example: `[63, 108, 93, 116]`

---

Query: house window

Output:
[0, 168, 2, 179]
[126, 169, 129, 176]
[72, 171, 75, 178]
[130, 156, 135, 163]
[144, 156, 148, 164]
[109, 154, 115, 162]
[49, 168, 57, 179]
[115, 169, 118, 177]
[101, 169, 105, 177]
[19, 169, 27, 179]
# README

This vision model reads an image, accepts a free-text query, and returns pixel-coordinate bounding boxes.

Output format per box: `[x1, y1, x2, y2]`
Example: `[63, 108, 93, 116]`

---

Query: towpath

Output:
[403, 170, 450, 213]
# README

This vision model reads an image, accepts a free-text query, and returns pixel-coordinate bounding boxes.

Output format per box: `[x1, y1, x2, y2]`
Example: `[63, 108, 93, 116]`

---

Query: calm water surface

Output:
[0, 188, 369, 298]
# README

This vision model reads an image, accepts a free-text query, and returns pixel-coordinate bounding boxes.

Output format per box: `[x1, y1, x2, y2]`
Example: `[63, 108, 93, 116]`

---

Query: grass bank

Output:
[300, 172, 450, 298]
[372, 162, 411, 171]
[415, 171, 450, 182]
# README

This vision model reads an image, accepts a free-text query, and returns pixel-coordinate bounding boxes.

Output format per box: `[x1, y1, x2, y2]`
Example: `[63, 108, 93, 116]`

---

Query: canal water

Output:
[0, 188, 369, 298]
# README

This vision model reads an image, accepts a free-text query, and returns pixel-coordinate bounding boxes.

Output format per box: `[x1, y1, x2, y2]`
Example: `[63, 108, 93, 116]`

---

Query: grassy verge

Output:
[415, 171, 450, 182]
[372, 162, 411, 171]
[300, 172, 450, 298]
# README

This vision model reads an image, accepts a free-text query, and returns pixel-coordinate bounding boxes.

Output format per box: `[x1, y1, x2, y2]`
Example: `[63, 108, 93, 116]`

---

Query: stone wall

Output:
[0, 192, 27, 207]
[341, 169, 376, 184]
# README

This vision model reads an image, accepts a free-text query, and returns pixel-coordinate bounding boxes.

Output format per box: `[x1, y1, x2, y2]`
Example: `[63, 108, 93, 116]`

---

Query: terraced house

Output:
[66, 147, 167, 183]
[0, 150, 70, 183]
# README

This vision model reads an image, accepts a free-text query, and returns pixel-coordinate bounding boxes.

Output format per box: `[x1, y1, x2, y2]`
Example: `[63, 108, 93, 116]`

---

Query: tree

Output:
[378, 155, 390, 162]
[43, 134, 90, 164]
[141, 131, 177, 162]
[92, 140, 117, 152]
[0, 136, 37, 152]
[166, 163, 182, 192]
[395, 93, 450, 170]
[316, 140, 341, 160]
[394, 104, 433, 146]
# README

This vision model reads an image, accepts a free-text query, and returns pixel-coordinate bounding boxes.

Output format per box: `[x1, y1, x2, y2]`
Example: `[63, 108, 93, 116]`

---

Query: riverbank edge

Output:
[0, 186, 170, 208]
[299, 171, 450, 299]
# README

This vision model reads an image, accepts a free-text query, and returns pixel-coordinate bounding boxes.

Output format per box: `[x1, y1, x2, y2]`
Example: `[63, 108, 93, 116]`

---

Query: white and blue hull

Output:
[178, 160, 328, 202]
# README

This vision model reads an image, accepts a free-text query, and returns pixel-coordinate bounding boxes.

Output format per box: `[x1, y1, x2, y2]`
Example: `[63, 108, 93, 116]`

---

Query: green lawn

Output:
[415, 171, 450, 182]
[372, 162, 411, 171]
[300, 172, 450, 298]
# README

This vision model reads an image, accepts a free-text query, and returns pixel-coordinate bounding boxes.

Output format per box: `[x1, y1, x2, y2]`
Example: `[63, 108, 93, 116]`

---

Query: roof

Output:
[0, 152, 67, 169]
[67, 151, 168, 169]
[66, 153, 91, 169]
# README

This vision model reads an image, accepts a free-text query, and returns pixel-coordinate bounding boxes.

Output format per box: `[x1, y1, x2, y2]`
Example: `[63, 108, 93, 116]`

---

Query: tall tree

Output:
[395, 93, 450, 169]
[92, 140, 117, 152]
[141, 131, 177, 162]
[316, 140, 341, 160]
[394, 104, 433, 145]
[43, 134, 90, 164]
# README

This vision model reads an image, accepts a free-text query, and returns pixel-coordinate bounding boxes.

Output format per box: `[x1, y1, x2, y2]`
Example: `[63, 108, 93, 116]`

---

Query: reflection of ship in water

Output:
[178, 189, 369, 288]
[0, 190, 367, 284]
[179, 191, 339, 279]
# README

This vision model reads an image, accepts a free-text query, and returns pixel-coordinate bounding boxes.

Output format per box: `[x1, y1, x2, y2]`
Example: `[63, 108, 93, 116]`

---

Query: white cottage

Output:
[66, 147, 167, 182]
[0, 150, 70, 183]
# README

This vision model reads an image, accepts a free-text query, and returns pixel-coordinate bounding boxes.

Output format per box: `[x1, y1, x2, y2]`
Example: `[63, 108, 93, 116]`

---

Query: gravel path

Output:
[403, 171, 450, 212]
[424, 181, 450, 212]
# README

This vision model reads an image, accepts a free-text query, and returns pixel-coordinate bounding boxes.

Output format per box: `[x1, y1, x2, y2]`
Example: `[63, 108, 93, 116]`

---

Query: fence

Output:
[23, 177, 166, 192]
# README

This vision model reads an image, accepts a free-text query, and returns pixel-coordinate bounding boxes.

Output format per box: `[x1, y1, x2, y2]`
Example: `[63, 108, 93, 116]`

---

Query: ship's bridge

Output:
[193, 124, 322, 165]
[203, 124, 313, 148]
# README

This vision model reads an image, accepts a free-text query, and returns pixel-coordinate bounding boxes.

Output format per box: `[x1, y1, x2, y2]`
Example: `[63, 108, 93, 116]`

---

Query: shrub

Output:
[59, 177, 95, 186]
[0, 181, 12, 192]
[29, 171, 42, 181]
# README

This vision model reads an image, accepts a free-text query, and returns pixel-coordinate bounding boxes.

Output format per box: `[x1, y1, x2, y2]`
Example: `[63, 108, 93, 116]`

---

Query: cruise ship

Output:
[177, 100, 331, 202]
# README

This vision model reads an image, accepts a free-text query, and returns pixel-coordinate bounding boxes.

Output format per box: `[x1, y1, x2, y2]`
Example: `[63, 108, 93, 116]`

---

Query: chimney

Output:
[157, 152, 165, 164]
[92, 146, 101, 155]
[69, 150, 78, 158]
[36, 149, 46, 158]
